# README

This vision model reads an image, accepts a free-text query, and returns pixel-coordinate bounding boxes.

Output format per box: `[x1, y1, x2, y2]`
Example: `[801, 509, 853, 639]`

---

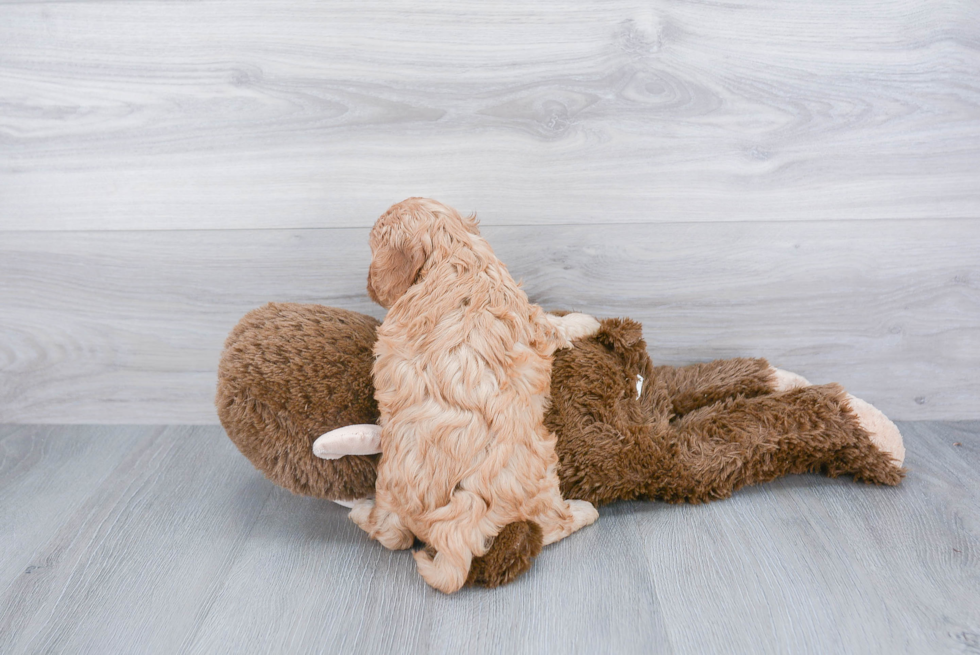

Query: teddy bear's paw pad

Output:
[567, 499, 600, 530]
[313, 424, 382, 459]
[845, 394, 906, 467]
[561, 313, 602, 341]
[770, 366, 811, 392]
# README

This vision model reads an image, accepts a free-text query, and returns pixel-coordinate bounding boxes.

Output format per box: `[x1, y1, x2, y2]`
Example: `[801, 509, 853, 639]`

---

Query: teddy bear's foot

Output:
[844, 394, 906, 467]
[769, 366, 811, 392]
[466, 521, 543, 588]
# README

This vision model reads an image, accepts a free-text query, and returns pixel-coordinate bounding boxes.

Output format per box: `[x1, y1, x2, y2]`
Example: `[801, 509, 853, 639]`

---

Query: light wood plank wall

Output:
[1, 0, 978, 422]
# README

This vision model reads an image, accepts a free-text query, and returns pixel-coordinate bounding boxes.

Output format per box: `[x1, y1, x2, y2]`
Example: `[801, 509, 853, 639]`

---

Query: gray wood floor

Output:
[1, 422, 977, 654]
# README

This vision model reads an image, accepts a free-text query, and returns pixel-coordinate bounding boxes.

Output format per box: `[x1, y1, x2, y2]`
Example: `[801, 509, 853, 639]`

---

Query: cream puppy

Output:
[350, 198, 599, 593]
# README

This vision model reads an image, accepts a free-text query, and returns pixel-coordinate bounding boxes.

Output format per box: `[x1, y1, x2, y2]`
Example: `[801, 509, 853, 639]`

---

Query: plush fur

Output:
[216, 304, 380, 501]
[548, 318, 904, 507]
[352, 198, 599, 593]
[461, 521, 543, 588]
[217, 304, 905, 588]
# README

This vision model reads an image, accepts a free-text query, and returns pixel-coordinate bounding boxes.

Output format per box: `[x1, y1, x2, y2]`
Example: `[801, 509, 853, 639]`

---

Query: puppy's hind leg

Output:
[411, 490, 488, 593]
[349, 498, 415, 551]
[413, 545, 473, 594]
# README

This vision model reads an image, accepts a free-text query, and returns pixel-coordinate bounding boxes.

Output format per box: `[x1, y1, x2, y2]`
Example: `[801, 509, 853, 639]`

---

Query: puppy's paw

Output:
[414, 550, 468, 594]
[566, 499, 599, 530]
[769, 366, 811, 392]
[350, 499, 414, 550]
[313, 424, 382, 459]
[560, 313, 602, 342]
[844, 394, 906, 466]
[348, 498, 374, 531]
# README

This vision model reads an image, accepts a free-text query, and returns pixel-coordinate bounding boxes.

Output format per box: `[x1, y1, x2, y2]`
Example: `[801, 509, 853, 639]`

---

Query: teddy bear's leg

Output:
[655, 358, 778, 416]
[843, 393, 906, 467]
[465, 521, 544, 588]
[349, 496, 415, 551]
[655, 383, 904, 503]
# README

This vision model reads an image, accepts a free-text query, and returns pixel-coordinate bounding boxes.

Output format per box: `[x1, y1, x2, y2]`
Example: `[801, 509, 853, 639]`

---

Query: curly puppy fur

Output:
[351, 198, 598, 593]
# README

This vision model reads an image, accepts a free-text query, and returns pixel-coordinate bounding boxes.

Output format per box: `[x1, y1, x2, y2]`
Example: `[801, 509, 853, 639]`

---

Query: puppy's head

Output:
[367, 198, 480, 308]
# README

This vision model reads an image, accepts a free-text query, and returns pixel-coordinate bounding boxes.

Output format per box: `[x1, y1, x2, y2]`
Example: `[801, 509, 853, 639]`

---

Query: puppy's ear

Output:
[367, 239, 425, 308]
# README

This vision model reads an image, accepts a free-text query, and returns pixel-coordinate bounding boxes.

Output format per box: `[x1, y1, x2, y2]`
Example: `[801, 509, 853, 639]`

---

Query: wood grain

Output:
[0, 422, 977, 654]
[0, 425, 274, 654]
[636, 420, 980, 655]
[185, 476, 672, 654]
[1, 219, 977, 423]
[1, 0, 979, 230]
[0, 425, 148, 591]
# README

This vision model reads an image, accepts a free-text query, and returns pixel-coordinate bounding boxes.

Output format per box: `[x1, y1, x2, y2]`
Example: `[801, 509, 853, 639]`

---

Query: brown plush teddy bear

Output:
[216, 302, 905, 588]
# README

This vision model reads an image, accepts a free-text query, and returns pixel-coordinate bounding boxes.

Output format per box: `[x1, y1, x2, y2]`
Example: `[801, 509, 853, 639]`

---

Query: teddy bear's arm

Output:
[656, 358, 779, 416]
